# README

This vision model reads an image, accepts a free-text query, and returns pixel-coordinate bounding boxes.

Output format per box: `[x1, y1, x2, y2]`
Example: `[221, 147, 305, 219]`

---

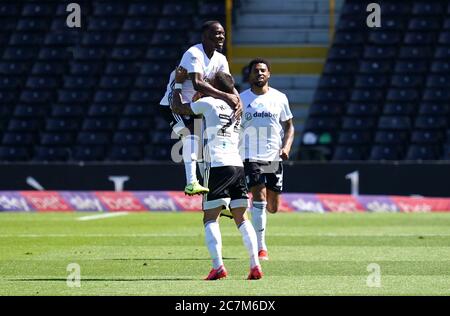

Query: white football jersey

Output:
[191, 96, 242, 168]
[159, 43, 229, 106]
[240, 88, 293, 161]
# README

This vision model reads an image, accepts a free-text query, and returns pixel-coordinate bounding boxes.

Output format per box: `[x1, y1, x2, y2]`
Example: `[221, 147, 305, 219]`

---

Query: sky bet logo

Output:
[246, 111, 278, 121]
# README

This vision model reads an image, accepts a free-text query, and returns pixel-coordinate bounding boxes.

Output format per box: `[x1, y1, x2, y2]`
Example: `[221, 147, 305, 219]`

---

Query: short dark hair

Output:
[214, 71, 235, 93]
[248, 58, 271, 72]
[201, 20, 222, 33]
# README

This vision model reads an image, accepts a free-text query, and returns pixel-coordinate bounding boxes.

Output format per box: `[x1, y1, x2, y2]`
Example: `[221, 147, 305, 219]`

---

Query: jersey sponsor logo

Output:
[252, 111, 279, 119]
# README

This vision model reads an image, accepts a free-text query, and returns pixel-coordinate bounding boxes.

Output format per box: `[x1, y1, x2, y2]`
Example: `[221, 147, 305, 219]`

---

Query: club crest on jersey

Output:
[245, 112, 252, 121]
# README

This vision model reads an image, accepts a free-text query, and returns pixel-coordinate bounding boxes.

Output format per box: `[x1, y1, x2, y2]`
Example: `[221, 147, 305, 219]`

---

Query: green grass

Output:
[1, 212, 450, 295]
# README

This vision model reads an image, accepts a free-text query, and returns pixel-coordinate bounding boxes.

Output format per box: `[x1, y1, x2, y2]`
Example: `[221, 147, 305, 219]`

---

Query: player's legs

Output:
[266, 189, 280, 213]
[231, 206, 263, 280]
[249, 184, 269, 257]
[244, 161, 269, 259]
[203, 206, 227, 280]
[173, 116, 208, 195]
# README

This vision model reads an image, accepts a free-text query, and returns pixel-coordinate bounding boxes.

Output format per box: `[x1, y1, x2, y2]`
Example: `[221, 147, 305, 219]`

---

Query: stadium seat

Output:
[308, 104, 344, 117]
[323, 61, 357, 74]
[129, 89, 160, 103]
[117, 118, 151, 131]
[332, 146, 367, 161]
[72, 146, 106, 161]
[123, 104, 156, 116]
[162, 2, 195, 16]
[359, 61, 392, 74]
[374, 131, 409, 144]
[418, 103, 450, 115]
[363, 46, 396, 59]
[93, 2, 128, 16]
[51, 105, 85, 118]
[82, 118, 116, 132]
[94, 91, 127, 104]
[391, 75, 424, 88]
[8, 118, 41, 132]
[414, 116, 447, 130]
[0, 76, 22, 89]
[333, 32, 364, 45]
[128, 2, 161, 16]
[403, 32, 436, 45]
[157, 17, 192, 31]
[88, 104, 121, 117]
[123, 17, 156, 31]
[40, 133, 74, 146]
[410, 130, 443, 144]
[34, 147, 70, 162]
[405, 145, 439, 160]
[355, 74, 389, 88]
[368, 31, 402, 45]
[135, 76, 166, 89]
[350, 89, 384, 102]
[77, 132, 110, 145]
[0, 62, 29, 75]
[44, 33, 80, 46]
[411, 2, 443, 15]
[45, 118, 79, 132]
[386, 89, 420, 102]
[99, 76, 133, 89]
[328, 46, 361, 60]
[22, 3, 54, 16]
[19, 90, 53, 104]
[430, 61, 450, 73]
[408, 18, 440, 31]
[394, 61, 428, 74]
[87, 17, 122, 31]
[38, 47, 71, 61]
[3, 47, 37, 61]
[105, 62, 138, 75]
[69, 62, 103, 75]
[314, 89, 347, 103]
[0, 146, 31, 161]
[422, 89, 450, 102]
[342, 117, 376, 130]
[2, 133, 35, 146]
[82, 32, 116, 46]
[378, 116, 412, 130]
[25, 76, 59, 90]
[113, 131, 147, 145]
[318, 75, 353, 88]
[13, 105, 47, 118]
[303, 117, 340, 131]
[146, 47, 180, 60]
[57, 90, 91, 104]
[73, 47, 107, 61]
[116, 32, 150, 45]
[0, 3, 20, 16]
[63, 76, 97, 89]
[337, 131, 372, 145]
[107, 146, 143, 161]
[434, 46, 450, 59]
[31, 62, 65, 75]
[383, 103, 416, 116]
[398, 46, 432, 59]
[369, 145, 404, 160]
[346, 103, 381, 116]
[0, 91, 18, 104]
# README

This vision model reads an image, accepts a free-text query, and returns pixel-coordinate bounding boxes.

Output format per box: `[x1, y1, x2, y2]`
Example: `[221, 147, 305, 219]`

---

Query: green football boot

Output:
[184, 180, 209, 196]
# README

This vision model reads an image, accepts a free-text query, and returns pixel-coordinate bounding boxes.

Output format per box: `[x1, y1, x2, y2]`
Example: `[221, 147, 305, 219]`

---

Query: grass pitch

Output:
[1, 211, 450, 296]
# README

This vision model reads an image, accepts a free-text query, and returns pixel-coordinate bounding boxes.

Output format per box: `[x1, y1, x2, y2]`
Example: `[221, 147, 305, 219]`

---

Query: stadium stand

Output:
[299, 0, 450, 161]
[0, 0, 225, 162]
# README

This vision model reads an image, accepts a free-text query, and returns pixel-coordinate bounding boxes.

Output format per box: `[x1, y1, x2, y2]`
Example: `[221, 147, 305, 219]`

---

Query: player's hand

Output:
[223, 93, 242, 118]
[175, 66, 188, 83]
[280, 148, 290, 160]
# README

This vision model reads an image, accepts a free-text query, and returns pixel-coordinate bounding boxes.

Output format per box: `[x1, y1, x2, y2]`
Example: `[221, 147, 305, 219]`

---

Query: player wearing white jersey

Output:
[171, 68, 263, 281]
[159, 21, 242, 196]
[240, 58, 295, 261]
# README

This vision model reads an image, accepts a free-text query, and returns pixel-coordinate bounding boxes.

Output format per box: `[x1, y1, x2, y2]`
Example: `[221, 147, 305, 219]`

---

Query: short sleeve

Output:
[179, 48, 203, 74]
[280, 94, 293, 122]
[219, 55, 230, 74]
[190, 98, 210, 115]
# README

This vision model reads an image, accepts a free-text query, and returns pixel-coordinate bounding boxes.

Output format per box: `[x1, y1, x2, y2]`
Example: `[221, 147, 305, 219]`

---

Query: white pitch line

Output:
[2, 233, 450, 238]
[76, 212, 129, 221]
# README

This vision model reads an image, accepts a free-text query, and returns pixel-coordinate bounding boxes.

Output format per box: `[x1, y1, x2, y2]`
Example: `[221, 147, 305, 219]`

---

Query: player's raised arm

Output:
[280, 118, 295, 160]
[170, 67, 194, 115]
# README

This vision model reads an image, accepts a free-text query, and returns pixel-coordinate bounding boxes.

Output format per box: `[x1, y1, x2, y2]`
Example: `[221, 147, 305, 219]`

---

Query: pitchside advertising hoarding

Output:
[1, 191, 450, 213]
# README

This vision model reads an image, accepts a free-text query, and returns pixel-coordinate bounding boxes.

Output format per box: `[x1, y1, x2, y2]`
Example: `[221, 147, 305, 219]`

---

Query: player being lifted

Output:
[240, 58, 294, 261]
[171, 67, 263, 280]
[159, 21, 242, 196]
